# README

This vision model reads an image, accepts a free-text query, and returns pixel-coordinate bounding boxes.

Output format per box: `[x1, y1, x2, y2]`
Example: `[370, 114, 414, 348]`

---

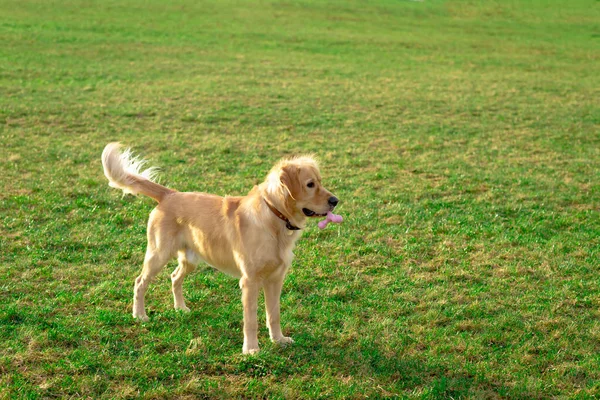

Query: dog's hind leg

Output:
[171, 250, 198, 312]
[133, 248, 170, 321]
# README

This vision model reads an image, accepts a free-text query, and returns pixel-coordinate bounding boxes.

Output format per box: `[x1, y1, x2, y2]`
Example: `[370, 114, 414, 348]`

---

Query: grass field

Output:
[1, 0, 599, 398]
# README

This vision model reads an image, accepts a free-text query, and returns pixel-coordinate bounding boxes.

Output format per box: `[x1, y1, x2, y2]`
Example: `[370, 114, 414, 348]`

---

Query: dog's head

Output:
[266, 156, 338, 220]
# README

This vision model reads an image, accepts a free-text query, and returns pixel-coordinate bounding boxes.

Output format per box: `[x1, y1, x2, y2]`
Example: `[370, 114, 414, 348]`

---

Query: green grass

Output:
[1, 0, 599, 397]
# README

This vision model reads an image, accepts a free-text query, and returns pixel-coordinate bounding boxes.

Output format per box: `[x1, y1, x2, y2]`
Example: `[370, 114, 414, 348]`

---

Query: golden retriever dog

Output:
[101, 143, 339, 354]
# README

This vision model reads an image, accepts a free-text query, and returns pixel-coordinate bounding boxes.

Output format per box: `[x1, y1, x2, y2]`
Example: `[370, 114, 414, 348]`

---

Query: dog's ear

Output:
[280, 165, 299, 200]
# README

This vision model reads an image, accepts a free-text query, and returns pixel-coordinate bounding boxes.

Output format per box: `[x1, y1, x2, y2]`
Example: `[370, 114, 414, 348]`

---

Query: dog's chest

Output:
[277, 232, 300, 265]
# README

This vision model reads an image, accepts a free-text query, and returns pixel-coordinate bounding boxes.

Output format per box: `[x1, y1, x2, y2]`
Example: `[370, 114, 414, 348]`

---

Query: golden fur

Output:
[101, 143, 338, 354]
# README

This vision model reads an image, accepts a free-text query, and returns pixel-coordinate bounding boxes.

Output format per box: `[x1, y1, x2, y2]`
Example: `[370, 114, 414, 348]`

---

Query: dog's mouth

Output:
[302, 208, 328, 217]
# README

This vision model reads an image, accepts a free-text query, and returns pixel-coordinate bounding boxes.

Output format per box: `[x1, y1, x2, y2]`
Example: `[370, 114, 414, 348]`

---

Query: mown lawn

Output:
[1, 0, 599, 398]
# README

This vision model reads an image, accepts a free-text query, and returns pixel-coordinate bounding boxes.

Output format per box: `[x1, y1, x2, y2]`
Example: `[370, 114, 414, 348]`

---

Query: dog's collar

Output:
[263, 199, 301, 231]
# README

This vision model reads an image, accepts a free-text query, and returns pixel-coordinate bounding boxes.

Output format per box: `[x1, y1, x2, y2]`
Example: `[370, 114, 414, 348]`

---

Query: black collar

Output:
[263, 199, 301, 231]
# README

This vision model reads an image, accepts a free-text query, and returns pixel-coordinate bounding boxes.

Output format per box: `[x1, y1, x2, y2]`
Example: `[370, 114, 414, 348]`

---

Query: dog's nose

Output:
[328, 196, 339, 208]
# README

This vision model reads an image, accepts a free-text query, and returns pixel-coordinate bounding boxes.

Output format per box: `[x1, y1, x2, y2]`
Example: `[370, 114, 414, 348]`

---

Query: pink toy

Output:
[318, 212, 343, 229]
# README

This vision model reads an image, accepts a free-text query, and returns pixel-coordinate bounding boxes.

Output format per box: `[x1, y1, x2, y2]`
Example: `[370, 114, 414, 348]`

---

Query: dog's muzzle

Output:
[303, 196, 339, 217]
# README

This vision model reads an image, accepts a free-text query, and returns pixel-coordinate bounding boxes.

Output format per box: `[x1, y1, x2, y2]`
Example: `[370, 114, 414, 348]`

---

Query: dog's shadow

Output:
[135, 304, 500, 397]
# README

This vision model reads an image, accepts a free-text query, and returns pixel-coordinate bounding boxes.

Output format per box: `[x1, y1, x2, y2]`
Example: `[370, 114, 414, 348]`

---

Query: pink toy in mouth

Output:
[318, 211, 343, 229]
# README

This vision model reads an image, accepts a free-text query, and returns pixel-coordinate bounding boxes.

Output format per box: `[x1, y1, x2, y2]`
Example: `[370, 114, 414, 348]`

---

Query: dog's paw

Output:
[133, 314, 149, 322]
[273, 336, 294, 346]
[243, 346, 260, 355]
[175, 305, 191, 313]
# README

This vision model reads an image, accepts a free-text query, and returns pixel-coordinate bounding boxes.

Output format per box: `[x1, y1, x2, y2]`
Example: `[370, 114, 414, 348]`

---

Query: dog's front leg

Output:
[264, 276, 294, 346]
[240, 276, 260, 354]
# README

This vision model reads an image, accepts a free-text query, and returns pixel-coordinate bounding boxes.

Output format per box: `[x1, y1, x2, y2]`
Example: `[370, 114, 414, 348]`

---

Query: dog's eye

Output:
[307, 182, 315, 188]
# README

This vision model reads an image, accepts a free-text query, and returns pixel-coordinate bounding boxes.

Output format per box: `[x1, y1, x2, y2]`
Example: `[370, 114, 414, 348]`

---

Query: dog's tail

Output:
[101, 142, 175, 202]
